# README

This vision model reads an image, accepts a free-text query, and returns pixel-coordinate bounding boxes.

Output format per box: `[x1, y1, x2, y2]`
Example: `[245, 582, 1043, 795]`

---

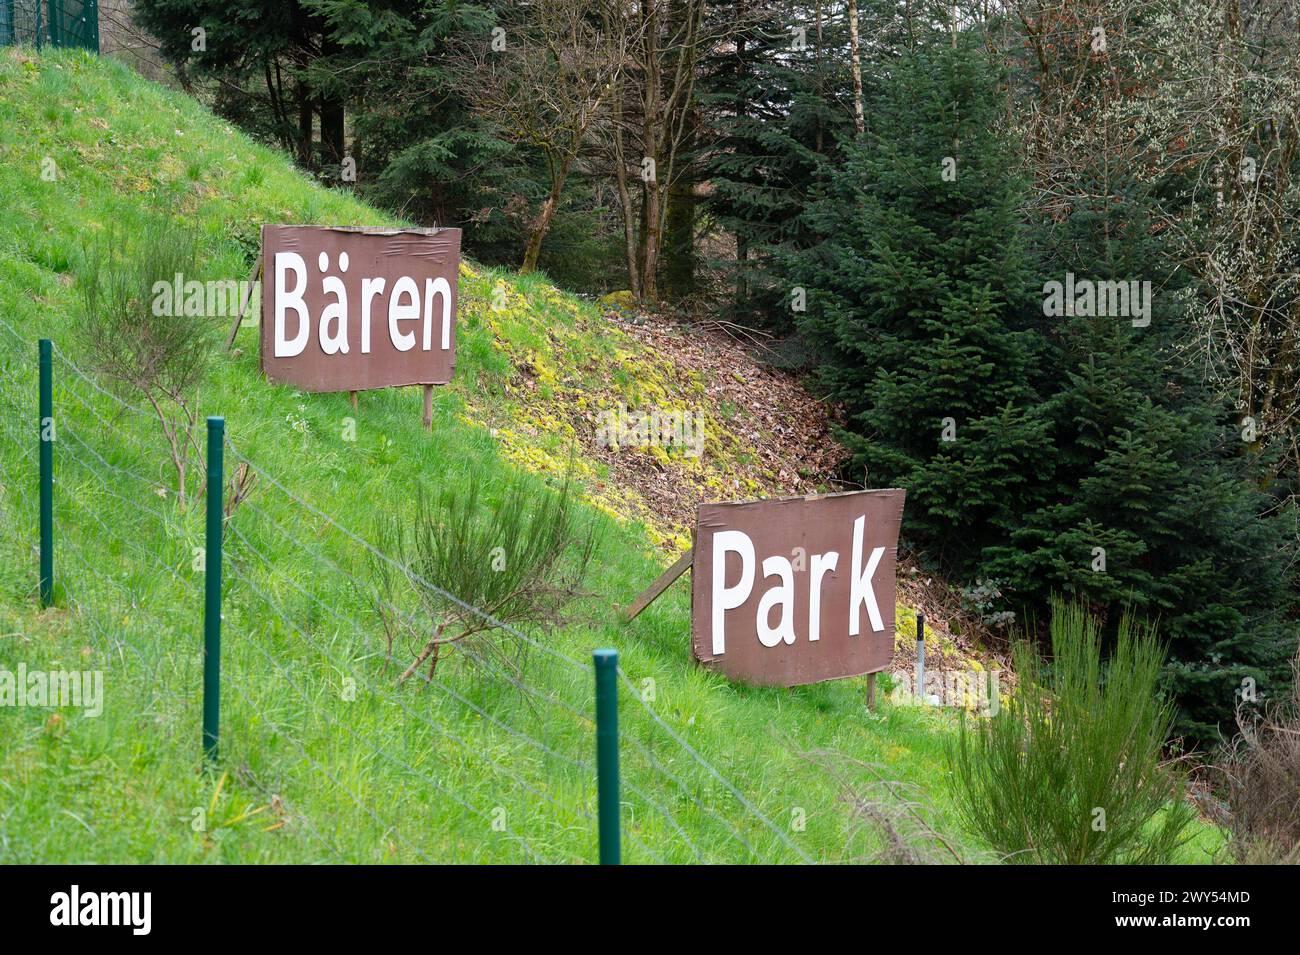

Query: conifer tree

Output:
[987, 166, 1298, 740]
[790, 39, 1049, 572]
[701, 0, 852, 329]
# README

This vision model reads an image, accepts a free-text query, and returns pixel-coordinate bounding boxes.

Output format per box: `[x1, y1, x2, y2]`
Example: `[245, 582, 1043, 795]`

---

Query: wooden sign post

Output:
[224, 255, 263, 350]
[623, 547, 694, 622]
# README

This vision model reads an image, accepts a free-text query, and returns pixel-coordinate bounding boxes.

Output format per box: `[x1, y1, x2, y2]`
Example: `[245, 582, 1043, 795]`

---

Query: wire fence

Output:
[0, 314, 815, 864]
[1, 1, 99, 52]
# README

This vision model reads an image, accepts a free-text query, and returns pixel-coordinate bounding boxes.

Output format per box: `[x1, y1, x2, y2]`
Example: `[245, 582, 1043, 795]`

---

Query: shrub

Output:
[79, 220, 213, 507]
[1219, 654, 1300, 863]
[371, 468, 601, 683]
[946, 600, 1195, 863]
[806, 749, 986, 865]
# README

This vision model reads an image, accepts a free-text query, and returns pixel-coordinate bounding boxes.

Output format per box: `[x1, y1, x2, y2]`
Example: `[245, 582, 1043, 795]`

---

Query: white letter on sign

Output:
[319, 273, 349, 355]
[849, 515, 885, 635]
[424, 277, 453, 351]
[808, 550, 839, 642]
[712, 530, 755, 656]
[388, 276, 420, 352]
[274, 252, 309, 358]
[360, 277, 385, 354]
[757, 555, 795, 647]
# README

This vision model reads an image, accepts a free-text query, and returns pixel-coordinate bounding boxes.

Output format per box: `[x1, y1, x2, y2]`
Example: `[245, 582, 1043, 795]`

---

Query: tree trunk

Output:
[612, 89, 641, 297]
[815, 0, 824, 152]
[663, 110, 697, 300]
[521, 157, 572, 273]
[661, 0, 698, 301]
[319, 35, 345, 166]
[320, 95, 345, 165]
[848, 0, 865, 136]
[637, 0, 661, 303]
[296, 79, 314, 166]
[640, 183, 661, 302]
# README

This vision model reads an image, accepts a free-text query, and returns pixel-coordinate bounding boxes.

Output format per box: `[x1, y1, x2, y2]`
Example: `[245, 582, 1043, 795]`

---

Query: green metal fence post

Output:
[84, 0, 99, 54]
[38, 339, 53, 608]
[593, 648, 620, 864]
[202, 416, 224, 763]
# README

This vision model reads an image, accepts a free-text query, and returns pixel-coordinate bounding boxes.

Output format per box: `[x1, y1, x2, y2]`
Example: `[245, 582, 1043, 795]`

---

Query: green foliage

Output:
[79, 220, 209, 397]
[788, 40, 1049, 571]
[78, 219, 213, 506]
[701, 0, 852, 328]
[947, 601, 1196, 864]
[372, 467, 602, 681]
[986, 165, 1298, 742]
[786, 37, 1297, 743]
[133, 0, 622, 282]
[1, 50, 984, 863]
[0, 40, 1237, 867]
[330, 1, 517, 246]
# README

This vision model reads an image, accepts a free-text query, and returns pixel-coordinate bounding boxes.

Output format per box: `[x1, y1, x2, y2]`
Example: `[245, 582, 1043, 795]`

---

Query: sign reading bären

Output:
[691, 489, 905, 686]
[259, 225, 461, 393]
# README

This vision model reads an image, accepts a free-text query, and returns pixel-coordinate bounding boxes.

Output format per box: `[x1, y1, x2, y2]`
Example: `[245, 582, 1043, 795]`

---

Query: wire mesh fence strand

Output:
[0, 315, 817, 863]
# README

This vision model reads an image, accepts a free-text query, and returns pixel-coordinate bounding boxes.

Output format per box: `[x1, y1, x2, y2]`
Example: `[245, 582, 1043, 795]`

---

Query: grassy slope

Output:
[0, 49, 1221, 863]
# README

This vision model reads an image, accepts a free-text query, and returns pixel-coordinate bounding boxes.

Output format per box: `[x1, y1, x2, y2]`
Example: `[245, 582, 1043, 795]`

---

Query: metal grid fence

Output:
[1, 0, 99, 53]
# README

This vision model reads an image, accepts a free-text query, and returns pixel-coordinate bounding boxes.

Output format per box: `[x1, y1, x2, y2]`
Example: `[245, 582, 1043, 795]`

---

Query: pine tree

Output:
[985, 168, 1298, 741]
[701, 0, 852, 330]
[789, 32, 1296, 741]
[789, 38, 1049, 572]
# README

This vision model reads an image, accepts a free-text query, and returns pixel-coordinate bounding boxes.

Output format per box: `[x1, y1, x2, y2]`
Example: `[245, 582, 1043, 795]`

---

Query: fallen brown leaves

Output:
[596, 308, 852, 545]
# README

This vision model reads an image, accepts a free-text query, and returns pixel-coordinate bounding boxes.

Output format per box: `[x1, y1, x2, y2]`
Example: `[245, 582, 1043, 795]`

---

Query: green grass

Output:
[0, 48, 1224, 863]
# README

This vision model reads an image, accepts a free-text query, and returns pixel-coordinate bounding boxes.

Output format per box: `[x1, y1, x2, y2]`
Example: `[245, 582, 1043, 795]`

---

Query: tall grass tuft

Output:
[947, 600, 1195, 863]
[371, 468, 601, 683]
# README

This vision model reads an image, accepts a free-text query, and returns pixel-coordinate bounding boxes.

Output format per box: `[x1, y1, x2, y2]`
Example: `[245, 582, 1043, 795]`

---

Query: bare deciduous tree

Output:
[453, 0, 635, 272]
[1218, 651, 1300, 863]
[1004, 0, 1300, 488]
[605, 0, 744, 303]
[1124, 0, 1300, 482]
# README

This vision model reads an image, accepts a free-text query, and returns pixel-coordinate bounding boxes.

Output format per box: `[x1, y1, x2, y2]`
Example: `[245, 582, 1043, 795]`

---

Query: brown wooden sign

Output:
[259, 225, 461, 393]
[691, 489, 906, 686]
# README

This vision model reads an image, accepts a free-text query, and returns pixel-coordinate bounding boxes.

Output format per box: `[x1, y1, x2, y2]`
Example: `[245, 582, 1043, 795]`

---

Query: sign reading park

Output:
[690, 489, 905, 686]
[259, 225, 461, 393]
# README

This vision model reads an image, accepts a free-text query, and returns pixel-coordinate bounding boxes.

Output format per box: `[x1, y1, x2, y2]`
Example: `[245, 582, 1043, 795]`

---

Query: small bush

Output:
[1219, 655, 1300, 863]
[79, 220, 213, 507]
[371, 468, 601, 683]
[946, 600, 1195, 863]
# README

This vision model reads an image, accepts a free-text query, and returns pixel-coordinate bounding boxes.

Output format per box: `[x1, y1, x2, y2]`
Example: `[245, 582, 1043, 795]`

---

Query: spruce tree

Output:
[790, 39, 1049, 573]
[701, 0, 852, 330]
[986, 168, 1298, 741]
[790, 34, 1296, 741]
